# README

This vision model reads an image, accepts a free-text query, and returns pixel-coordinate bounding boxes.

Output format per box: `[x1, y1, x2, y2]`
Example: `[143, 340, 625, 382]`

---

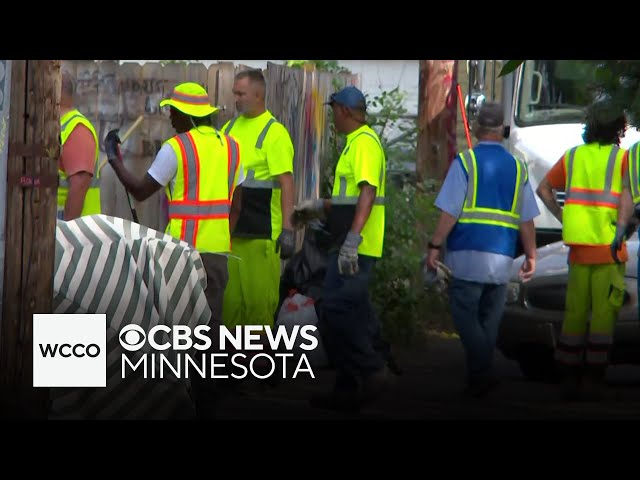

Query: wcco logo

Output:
[33, 314, 106, 387]
[39, 343, 101, 358]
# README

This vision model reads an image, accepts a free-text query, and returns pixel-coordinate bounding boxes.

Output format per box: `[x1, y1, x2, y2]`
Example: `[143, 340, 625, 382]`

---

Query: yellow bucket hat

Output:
[159, 82, 218, 117]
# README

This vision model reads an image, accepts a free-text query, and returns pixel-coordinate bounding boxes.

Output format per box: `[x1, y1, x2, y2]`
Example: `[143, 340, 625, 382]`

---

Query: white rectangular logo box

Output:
[33, 314, 106, 387]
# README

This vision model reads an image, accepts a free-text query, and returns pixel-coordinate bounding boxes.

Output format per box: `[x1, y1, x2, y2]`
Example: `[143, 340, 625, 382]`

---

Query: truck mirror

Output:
[503, 126, 510, 139]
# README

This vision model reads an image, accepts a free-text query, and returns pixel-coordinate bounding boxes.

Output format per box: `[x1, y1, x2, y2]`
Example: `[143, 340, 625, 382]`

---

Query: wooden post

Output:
[0, 60, 60, 418]
[416, 60, 459, 183]
[416, 60, 429, 184]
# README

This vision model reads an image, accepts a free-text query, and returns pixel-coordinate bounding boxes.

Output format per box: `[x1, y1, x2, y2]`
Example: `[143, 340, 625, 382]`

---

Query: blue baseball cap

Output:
[326, 85, 367, 111]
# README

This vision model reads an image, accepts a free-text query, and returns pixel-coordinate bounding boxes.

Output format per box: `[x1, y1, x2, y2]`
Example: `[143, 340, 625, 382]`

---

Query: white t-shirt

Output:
[147, 143, 246, 195]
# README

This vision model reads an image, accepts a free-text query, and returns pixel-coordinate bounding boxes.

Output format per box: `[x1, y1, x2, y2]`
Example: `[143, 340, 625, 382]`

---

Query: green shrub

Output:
[374, 178, 454, 343]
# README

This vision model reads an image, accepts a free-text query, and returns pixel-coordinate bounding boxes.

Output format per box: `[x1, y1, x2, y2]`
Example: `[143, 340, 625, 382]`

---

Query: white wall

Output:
[339, 60, 419, 115]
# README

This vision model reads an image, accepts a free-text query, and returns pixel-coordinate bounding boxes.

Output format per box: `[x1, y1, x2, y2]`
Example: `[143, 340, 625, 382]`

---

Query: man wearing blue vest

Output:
[426, 102, 539, 398]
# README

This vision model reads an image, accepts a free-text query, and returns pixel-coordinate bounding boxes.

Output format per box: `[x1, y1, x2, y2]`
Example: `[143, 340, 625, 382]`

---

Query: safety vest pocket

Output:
[608, 269, 627, 309]
[234, 188, 273, 239]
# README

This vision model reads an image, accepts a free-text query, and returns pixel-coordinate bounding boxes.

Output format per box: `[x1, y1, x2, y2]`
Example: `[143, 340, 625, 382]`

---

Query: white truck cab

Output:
[501, 60, 640, 244]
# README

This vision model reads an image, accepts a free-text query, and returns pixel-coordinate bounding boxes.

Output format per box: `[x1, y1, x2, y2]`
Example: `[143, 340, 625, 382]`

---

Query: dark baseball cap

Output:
[325, 86, 367, 111]
[477, 102, 504, 128]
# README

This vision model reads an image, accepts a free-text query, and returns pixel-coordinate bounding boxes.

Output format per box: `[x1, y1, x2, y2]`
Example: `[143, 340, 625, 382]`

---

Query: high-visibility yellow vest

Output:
[328, 126, 386, 257]
[457, 148, 526, 229]
[58, 109, 101, 218]
[563, 143, 625, 245]
[223, 113, 286, 240]
[629, 141, 640, 203]
[164, 126, 240, 253]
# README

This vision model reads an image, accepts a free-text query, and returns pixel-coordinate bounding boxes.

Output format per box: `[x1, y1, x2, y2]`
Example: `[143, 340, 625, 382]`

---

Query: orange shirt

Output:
[60, 124, 96, 177]
[545, 150, 629, 264]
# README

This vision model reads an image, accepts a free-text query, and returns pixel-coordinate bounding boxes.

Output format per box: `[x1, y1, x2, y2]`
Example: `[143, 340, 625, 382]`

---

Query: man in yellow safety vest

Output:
[537, 99, 634, 401]
[58, 69, 101, 220]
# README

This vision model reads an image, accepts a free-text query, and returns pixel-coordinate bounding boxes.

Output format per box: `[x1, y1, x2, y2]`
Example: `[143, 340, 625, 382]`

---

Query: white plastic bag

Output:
[276, 292, 328, 368]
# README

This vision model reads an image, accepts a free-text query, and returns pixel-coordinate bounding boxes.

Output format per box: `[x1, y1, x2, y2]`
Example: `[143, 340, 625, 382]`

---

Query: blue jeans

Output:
[448, 277, 507, 382]
[322, 252, 386, 392]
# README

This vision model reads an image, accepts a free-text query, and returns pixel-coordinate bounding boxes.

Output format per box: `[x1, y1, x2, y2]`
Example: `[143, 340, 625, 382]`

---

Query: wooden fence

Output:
[62, 60, 358, 232]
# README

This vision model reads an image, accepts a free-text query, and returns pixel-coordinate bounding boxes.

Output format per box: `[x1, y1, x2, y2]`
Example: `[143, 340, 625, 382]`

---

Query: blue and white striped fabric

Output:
[49, 215, 212, 420]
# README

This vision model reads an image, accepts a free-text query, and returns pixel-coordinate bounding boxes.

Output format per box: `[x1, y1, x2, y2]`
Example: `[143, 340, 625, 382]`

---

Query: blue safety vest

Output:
[447, 144, 526, 258]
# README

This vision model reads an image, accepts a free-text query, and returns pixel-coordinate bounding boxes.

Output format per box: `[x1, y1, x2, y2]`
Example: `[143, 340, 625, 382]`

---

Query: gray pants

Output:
[200, 253, 229, 330]
[191, 253, 229, 418]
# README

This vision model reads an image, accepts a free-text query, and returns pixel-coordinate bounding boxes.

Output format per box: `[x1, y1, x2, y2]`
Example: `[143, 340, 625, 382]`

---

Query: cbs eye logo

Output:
[119, 325, 146, 351]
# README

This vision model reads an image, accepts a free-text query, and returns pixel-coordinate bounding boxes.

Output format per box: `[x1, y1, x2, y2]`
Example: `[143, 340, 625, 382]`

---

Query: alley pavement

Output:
[208, 333, 640, 420]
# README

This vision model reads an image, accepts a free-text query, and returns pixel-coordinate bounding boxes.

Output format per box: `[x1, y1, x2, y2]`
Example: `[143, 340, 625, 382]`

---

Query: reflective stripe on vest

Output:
[169, 202, 231, 217]
[59, 176, 100, 188]
[225, 116, 279, 188]
[562, 144, 624, 245]
[565, 145, 620, 208]
[168, 130, 239, 247]
[332, 131, 385, 205]
[457, 149, 525, 229]
[226, 135, 239, 197]
[60, 113, 85, 133]
[630, 142, 640, 203]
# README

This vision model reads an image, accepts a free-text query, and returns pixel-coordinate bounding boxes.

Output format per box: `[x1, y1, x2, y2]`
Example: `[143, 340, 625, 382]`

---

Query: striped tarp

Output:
[49, 214, 212, 420]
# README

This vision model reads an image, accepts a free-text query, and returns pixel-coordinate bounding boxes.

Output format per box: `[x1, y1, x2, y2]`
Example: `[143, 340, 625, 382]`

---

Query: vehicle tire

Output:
[516, 344, 559, 383]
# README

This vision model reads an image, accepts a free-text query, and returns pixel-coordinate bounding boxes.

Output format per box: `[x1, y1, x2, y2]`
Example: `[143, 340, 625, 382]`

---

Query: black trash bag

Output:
[277, 220, 334, 365]
[278, 220, 332, 310]
[276, 220, 403, 376]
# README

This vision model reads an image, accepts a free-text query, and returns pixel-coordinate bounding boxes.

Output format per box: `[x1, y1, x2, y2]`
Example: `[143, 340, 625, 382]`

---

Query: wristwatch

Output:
[428, 241, 442, 249]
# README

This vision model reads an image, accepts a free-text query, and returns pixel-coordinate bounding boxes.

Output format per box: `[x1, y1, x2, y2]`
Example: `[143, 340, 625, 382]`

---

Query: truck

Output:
[466, 60, 640, 246]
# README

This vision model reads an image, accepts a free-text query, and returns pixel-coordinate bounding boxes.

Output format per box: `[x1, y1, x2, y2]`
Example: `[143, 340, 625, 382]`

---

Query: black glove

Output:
[275, 229, 295, 259]
[104, 129, 122, 163]
[610, 223, 627, 264]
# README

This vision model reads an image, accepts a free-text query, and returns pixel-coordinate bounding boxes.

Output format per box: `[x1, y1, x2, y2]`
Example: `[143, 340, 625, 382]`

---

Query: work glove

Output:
[422, 254, 452, 288]
[104, 129, 122, 163]
[338, 231, 362, 276]
[275, 228, 295, 259]
[292, 198, 325, 228]
[610, 223, 627, 264]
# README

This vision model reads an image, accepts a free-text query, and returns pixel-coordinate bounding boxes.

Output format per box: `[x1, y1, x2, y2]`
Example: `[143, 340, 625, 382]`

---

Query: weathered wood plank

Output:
[215, 62, 236, 129]
[0, 61, 59, 418]
[1, 60, 27, 387]
[20, 60, 59, 386]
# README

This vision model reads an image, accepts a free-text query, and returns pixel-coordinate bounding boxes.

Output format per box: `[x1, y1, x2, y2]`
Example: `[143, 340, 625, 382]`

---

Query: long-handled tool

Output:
[457, 83, 473, 149]
[101, 115, 145, 223]
[98, 114, 144, 173]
